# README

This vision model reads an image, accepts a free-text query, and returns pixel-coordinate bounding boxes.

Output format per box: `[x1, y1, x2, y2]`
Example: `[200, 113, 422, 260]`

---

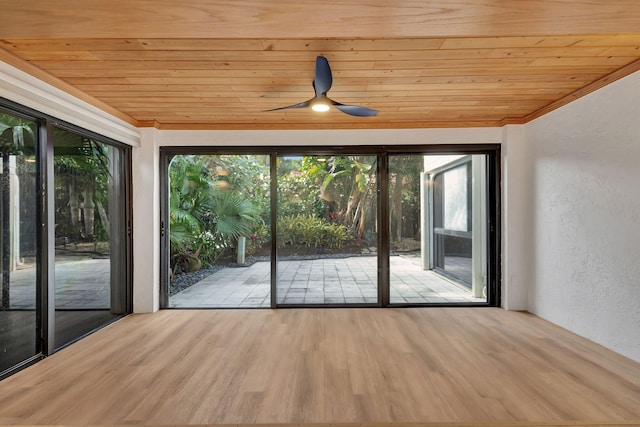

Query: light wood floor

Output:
[0, 308, 639, 426]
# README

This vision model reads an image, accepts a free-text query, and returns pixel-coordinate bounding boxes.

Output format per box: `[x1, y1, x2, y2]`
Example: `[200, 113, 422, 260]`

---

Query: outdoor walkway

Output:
[170, 255, 485, 307]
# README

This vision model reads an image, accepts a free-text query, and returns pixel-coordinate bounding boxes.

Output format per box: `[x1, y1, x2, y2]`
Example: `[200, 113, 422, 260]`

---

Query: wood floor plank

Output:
[0, 308, 638, 426]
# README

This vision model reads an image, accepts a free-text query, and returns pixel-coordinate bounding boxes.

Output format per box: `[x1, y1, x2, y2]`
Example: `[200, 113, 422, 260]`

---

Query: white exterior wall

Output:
[525, 71, 640, 362]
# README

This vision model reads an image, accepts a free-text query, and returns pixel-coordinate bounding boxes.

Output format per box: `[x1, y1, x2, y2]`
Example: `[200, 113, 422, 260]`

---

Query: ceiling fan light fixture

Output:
[311, 102, 331, 112]
[264, 56, 378, 117]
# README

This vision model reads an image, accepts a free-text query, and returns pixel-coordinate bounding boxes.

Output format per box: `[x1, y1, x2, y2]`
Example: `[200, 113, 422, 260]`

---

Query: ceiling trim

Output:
[146, 117, 525, 131]
[0, 47, 140, 128]
[524, 57, 640, 123]
[0, 48, 141, 146]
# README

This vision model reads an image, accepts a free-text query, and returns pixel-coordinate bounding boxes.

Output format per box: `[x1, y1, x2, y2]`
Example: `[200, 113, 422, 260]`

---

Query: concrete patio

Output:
[170, 255, 485, 307]
[6, 255, 484, 310]
[7, 257, 111, 310]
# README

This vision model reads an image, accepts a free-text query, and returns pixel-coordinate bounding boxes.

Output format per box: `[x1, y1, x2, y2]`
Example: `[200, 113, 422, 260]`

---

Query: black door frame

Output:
[159, 144, 501, 309]
[0, 97, 133, 380]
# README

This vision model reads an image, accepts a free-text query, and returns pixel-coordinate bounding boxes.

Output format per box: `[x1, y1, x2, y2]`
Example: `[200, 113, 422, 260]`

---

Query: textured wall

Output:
[526, 71, 640, 362]
[501, 124, 531, 310]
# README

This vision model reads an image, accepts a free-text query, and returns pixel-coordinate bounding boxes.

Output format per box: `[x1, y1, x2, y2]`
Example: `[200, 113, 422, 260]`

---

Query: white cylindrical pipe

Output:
[237, 236, 246, 265]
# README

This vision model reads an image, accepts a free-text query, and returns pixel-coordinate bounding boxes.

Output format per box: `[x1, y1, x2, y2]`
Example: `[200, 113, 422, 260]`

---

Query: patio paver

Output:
[8, 255, 484, 310]
[170, 255, 485, 308]
[8, 258, 111, 309]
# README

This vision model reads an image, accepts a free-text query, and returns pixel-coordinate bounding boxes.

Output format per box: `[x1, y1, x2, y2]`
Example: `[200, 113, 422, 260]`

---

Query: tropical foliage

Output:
[169, 155, 263, 275]
[54, 128, 113, 244]
[167, 153, 423, 278]
[277, 170, 323, 218]
[0, 114, 35, 155]
[389, 155, 423, 242]
[300, 155, 378, 241]
[0, 114, 114, 253]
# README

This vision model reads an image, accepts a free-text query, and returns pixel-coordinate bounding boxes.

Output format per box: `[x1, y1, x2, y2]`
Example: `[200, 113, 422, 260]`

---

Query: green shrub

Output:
[247, 221, 271, 255]
[277, 215, 350, 249]
[325, 223, 350, 249]
[277, 173, 325, 218]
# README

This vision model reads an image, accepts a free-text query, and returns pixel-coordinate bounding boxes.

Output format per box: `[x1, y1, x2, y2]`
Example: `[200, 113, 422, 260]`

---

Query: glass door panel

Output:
[0, 111, 38, 373]
[53, 127, 128, 349]
[434, 161, 473, 285]
[167, 154, 271, 308]
[276, 155, 378, 305]
[389, 154, 487, 304]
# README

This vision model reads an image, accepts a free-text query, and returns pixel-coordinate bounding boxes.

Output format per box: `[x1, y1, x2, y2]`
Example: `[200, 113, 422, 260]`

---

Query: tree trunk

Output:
[352, 174, 377, 239]
[83, 183, 95, 240]
[391, 174, 404, 242]
[1, 154, 10, 308]
[68, 177, 81, 240]
[96, 200, 110, 239]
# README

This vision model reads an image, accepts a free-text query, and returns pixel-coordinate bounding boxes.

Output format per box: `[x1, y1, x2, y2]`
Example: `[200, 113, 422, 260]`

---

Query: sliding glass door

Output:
[389, 154, 488, 304]
[53, 127, 129, 349]
[0, 100, 132, 379]
[276, 155, 378, 306]
[0, 110, 39, 373]
[160, 146, 498, 309]
[167, 154, 271, 308]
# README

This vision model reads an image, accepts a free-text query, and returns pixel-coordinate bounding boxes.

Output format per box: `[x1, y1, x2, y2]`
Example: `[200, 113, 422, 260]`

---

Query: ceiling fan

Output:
[264, 56, 379, 117]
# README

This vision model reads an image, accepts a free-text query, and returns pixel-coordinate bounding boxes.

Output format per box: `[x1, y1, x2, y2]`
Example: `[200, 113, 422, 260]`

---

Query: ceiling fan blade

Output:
[333, 103, 379, 117]
[263, 100, 311, 112]
[314, 56, 332, 96]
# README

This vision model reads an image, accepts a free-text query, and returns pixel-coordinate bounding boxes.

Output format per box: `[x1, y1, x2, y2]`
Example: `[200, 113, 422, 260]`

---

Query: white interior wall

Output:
[501, 124, 531, 310]
[525, 71, 640, 362]
[133, 128, 160, 312]
[155, 127, 502, 146]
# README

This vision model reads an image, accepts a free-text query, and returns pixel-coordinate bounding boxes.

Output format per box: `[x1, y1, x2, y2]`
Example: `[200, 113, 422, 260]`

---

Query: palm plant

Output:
[304, 155, 377, 239]
[210, 191, 258, 242]
[168, 155, 260, 275]
[0, 114, 35, 155]
[169, 156, 216, 273]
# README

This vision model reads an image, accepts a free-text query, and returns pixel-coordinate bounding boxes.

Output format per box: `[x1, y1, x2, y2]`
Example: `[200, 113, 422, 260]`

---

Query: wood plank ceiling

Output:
[1, 1, 640, 130]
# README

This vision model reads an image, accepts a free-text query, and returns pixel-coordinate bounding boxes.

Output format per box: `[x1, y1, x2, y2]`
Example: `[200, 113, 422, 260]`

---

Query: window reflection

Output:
[444, 165, 468, 232]
[53, 127, 126, 349]
[0, 111, 38, 373]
